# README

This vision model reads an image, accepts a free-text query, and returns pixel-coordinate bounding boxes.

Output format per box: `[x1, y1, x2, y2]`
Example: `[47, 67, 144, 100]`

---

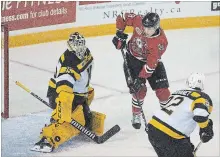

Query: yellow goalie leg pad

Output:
[53, 91, 74, 123]
[41, 105, 86, 148]
[91, 111, 106, 136]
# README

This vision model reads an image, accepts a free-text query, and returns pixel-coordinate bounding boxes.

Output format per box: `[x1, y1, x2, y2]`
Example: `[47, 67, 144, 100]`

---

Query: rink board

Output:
[9, 15, 220, 48]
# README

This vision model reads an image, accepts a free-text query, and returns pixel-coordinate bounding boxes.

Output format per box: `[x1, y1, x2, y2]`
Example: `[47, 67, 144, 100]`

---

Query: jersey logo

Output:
[131, 37, 148, 56]
[65, 67, 72, 73]
[158, 44, 164, 51]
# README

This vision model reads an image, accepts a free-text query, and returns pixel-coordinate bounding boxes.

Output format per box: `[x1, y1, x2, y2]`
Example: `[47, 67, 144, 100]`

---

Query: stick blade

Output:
[97, 124, 120, 144]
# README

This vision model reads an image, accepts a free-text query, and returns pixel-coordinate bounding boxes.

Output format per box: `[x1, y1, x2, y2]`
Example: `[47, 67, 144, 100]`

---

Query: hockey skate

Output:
[30, 137, 54, 153]
[132, 113, 141, 129]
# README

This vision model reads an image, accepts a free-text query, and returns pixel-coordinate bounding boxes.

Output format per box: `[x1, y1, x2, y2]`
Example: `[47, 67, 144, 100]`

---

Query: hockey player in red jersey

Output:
[112, 12, 171, 129]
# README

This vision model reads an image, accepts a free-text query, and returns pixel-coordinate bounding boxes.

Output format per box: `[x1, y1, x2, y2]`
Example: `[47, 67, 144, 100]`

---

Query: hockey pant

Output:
[147, 124, 194, 157]
[123, 51, 170, 113]
[39, 88, 106, 149]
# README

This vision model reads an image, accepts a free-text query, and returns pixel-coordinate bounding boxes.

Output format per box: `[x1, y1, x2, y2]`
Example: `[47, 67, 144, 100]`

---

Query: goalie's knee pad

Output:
[52, 91, 74, 123]
[87, 86, 94, 106]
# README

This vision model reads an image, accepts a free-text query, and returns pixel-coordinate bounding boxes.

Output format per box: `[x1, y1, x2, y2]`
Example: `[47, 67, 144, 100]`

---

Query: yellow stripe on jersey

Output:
[198, 120, 209, 128]
[49, 79, 56, 88]
[59, 67, 81, 80]
[190, 92, 201, 98]
[77, 54, 92, 71]
[208, 105, 213, 113]
[191, 98, 206, 111]
[56, 85, 73, 94]
[61, 54, 65, 62]
[191, 97, 213, 114]
[149, 119, 185, 139]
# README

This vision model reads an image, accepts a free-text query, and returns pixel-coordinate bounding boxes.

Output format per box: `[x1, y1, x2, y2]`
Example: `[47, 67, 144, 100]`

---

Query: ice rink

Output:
[1, 27, 220, 157]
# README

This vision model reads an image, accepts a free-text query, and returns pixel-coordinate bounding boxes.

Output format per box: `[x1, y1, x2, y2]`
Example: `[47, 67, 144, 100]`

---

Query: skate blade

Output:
[30, 145, 53, 153]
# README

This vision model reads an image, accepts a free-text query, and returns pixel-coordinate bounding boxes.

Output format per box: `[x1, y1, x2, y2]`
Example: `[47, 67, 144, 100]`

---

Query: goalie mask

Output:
[186, 72, 205, 91]
[67, 32, 86, 60]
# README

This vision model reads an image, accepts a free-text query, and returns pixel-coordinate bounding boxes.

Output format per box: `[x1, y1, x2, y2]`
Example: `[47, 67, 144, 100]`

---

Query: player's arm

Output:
[139, 41, 168, 78]
[116, 13, 137, 31]
[46, 53, 67, 109]
[112, 13, 138, 50]
[191, 96, 214, 143]
[139, 48, 165, 78]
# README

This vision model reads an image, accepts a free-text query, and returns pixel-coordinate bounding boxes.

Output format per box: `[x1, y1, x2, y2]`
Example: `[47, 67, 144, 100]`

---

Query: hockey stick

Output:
[193, 140, 202, 157]
[15, 81, 120, 144]
[121, 49, 148, 130]
[15, 81, 51, 108]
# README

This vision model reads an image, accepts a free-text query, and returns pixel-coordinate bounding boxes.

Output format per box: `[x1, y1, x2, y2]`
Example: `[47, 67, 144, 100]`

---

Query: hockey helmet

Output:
[186, 72, 205, 91]
[142, 12, 160, 37]
[67, 32, 86, 60]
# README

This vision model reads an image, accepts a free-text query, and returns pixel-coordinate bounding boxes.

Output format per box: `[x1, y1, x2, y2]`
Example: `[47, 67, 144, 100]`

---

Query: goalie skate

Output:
[30, 137, 54, 153]
[132, 113, 141, 129]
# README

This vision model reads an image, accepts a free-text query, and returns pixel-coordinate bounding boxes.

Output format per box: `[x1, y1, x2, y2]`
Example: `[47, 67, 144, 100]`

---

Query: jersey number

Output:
[86, 65, 92, 87]
[162, 96, 184, 115]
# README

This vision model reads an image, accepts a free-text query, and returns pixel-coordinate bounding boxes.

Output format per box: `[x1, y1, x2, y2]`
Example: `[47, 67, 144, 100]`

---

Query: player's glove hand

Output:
[112, 31, 128, 50]
[129, 78, 144, 94]
[199, 119, 214, 143]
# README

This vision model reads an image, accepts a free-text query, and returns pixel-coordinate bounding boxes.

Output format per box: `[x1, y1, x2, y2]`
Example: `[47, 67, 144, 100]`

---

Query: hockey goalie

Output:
[31, 32, 106, 153]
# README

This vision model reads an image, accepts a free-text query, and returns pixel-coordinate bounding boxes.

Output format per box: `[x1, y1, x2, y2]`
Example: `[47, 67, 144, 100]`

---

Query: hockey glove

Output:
[199, 119, 214, 143]
[112, 31, 128, 50]
[129, 78, 144, 94]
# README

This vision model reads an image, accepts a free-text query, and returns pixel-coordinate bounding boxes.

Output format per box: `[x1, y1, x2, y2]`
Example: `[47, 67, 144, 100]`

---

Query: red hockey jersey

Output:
[116, 13, 168, 78]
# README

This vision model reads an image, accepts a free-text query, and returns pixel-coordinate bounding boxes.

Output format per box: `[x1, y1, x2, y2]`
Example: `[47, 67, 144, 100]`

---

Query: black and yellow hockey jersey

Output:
[149, 89, 213, 139]
[48, 48, 93, 98]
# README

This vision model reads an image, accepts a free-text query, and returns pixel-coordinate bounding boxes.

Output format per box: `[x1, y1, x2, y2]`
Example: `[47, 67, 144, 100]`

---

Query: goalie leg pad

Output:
[91, 111, 106, 136]
[53, 91, 74, 123]
[41, 105, 86, 148]
[41, 122, 81, 149]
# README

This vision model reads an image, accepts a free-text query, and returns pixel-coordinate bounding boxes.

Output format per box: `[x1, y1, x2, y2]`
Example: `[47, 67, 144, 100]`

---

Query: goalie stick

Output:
[15, 81, 120, 144]
[121, 49, 148, 131]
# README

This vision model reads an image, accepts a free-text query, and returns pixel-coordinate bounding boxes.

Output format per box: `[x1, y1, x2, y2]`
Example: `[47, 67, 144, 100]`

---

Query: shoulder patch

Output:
[158, 44, 165, 51]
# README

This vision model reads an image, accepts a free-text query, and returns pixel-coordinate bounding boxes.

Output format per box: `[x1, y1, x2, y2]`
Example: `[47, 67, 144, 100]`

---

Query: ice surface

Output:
[1, 27, 219, 156]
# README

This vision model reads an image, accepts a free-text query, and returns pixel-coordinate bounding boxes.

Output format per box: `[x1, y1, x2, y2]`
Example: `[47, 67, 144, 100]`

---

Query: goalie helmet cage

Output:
[1, 23, 9, 119]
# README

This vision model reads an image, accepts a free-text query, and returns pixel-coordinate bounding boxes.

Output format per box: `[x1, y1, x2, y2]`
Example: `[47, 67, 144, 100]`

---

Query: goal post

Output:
[1, 23, 9, 119]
